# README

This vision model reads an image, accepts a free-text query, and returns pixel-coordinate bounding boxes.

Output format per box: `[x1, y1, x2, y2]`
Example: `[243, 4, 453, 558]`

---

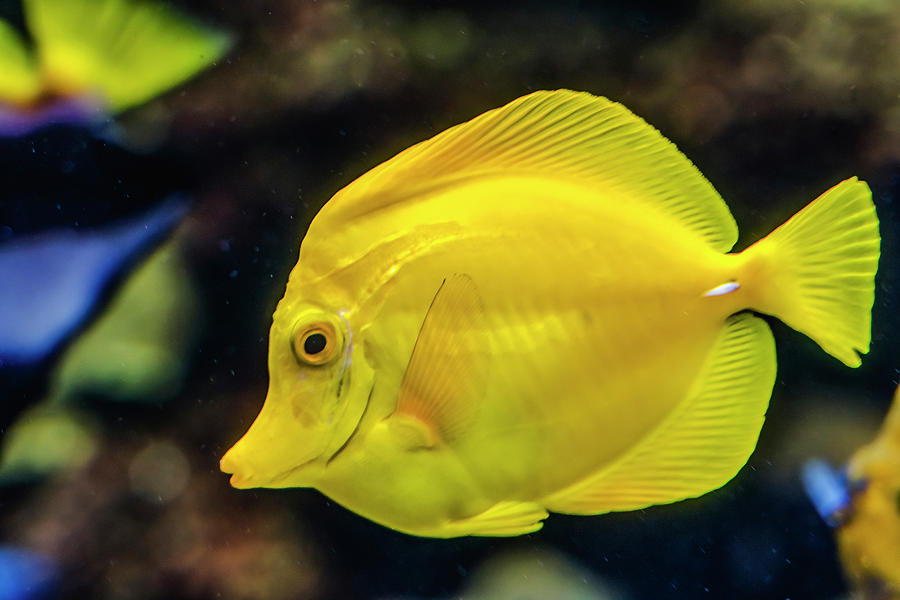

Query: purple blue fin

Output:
[801, 458, 853, 528]
[0, 546, 57, 600]
[0, 197, 187, 368]
[0, 96, 108, 138]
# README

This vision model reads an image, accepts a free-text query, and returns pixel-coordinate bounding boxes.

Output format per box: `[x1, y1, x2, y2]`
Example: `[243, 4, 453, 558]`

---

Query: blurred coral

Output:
[633, 0, 900, 168]
[460, 548, 624, 600]
[45, 236, 199, 406]
[3, 432, 326, 599]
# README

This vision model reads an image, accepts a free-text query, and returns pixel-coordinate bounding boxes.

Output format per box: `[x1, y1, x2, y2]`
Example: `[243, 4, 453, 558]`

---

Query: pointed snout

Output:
[219, 402, 325, 490]
[219, 443, 256, 489]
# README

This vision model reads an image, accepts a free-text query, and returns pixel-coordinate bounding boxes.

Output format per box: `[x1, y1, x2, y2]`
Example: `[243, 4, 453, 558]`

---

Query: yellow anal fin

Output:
[395, 273, 487, 444]
[439, 501, 548, 537]
[545, 312, 776, 514]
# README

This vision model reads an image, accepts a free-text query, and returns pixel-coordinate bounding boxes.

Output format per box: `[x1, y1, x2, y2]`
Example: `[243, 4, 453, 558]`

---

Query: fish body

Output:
[306, 181, 738, 509]
[221, 90, 880, 537]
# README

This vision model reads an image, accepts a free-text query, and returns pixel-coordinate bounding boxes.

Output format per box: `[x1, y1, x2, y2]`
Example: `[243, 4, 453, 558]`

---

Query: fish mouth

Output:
[219, 451, 317, 489]
[218, 375, 375, 489]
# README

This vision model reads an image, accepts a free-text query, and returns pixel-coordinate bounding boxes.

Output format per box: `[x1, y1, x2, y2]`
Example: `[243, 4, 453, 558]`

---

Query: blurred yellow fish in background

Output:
[221, 90, 880, 538]
[841, 386, 900, 598]
[805, 386, 900, 598]
[0, 0, 229, 120]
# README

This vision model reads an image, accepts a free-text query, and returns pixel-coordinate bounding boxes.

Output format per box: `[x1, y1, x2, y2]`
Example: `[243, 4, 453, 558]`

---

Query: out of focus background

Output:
[1, 0, 898, 598]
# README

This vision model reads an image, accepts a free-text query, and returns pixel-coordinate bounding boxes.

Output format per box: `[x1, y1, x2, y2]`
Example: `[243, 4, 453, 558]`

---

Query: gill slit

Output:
[325, 382, 375, 467]
[334, 310, 353, 401]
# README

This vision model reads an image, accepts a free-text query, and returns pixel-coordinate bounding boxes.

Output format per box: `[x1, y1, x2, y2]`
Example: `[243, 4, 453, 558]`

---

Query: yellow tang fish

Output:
[220, 90, 880, 538]
[804, 386, 900, 598]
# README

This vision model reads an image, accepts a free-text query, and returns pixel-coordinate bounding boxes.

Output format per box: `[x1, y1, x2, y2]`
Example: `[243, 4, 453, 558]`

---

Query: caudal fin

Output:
[740, 178, 880, 367]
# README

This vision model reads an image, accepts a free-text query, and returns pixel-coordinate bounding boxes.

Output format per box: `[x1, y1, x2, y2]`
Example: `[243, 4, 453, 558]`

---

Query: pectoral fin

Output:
[394, 273, 487, 446]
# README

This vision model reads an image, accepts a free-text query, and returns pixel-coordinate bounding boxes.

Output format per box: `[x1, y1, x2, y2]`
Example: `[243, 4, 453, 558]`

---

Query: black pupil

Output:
[304, 332, 327, 355]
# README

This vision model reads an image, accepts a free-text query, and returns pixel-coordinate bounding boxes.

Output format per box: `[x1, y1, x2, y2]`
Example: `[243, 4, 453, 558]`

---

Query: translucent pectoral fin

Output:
[545, 312, 776, 514]
[395, 273, 487, 444]
[384, 413, 438, 450]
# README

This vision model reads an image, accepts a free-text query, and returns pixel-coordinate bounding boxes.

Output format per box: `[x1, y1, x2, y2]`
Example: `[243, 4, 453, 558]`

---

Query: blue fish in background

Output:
[0, 199, 187, 429]
[801, 458, 853, 528]
[0, 98, 106, 139]
[0, 546, 57, 600]
[0, 198, 187, 368]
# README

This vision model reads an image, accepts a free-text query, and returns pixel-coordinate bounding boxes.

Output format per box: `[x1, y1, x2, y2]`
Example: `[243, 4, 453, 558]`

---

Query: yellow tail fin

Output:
[740, 178, 880, 367]
[26, 0, 231, 112]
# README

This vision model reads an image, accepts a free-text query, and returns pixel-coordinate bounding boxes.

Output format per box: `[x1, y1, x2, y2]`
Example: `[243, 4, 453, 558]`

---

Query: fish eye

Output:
[304, 332, 327, 355]
[292, 321, 341, 366]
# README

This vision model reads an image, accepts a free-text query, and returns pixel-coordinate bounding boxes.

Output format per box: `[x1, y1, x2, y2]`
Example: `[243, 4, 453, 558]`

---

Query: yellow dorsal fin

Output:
[544, 312, 776, 514]
[394, 274, 487, 445]
[324, 89, 738, 251]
